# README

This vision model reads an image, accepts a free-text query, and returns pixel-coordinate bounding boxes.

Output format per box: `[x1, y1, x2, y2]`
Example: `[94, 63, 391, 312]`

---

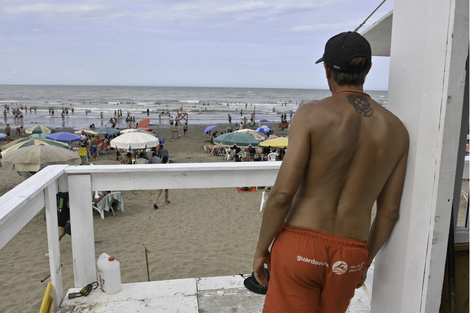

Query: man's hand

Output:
[356, 267, 368, 288]
[253, 249, 270, 286]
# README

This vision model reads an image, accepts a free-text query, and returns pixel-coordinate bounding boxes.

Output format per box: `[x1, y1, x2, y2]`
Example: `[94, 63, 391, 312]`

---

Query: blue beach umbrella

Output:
[259, 119, 269, 123]
[204, 125, 217, 134]
[256, 125, 273, 133]
[46, 131, 81, 143]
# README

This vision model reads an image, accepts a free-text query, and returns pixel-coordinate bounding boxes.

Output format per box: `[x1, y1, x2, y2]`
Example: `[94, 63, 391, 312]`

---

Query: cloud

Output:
[3, 3, 107, 18]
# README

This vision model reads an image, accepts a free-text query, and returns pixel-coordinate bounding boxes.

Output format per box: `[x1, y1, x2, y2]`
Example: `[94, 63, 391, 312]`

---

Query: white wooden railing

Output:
[0, 162, 281, 310]
[1, 161, 467, 312]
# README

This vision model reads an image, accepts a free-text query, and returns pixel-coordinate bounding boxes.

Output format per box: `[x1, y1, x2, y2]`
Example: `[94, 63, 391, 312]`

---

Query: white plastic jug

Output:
[97, 253, 121, 294]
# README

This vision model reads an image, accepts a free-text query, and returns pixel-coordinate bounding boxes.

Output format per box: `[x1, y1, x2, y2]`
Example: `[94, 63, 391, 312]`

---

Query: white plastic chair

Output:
[267, 153, 278, 161]
[92, 192, 124, 219]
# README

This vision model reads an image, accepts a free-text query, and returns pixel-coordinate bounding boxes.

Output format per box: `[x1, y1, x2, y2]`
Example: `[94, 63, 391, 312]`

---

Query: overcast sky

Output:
[1, 0, 393, 90]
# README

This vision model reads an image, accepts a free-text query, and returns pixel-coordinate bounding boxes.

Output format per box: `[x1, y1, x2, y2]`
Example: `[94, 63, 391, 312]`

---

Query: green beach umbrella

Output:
[30, 133, 48, 138]
[213, 132, 260, 147]
[96, 127, 121, 134]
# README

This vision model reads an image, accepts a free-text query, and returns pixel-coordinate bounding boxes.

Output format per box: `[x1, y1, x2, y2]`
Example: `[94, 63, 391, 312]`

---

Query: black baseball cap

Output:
[316, 31, 371, 73]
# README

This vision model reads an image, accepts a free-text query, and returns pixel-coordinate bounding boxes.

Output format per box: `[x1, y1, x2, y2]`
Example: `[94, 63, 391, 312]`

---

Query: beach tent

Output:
[213, 132, 259, 147]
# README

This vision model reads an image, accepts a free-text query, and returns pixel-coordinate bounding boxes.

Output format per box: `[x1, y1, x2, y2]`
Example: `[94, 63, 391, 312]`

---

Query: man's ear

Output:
[366, 62, 372, 75]
[324, 63, 332, 78]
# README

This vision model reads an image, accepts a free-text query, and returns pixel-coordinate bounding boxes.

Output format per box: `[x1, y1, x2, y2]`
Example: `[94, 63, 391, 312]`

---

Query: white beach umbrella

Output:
[110, 132, 159, 150]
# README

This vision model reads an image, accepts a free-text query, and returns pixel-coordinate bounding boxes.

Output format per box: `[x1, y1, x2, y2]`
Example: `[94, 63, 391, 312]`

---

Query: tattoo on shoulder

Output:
[347, 94, 374, 117]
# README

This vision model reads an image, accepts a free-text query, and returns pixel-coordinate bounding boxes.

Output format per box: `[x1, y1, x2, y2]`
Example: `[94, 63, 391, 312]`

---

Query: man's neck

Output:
[331, 85, 364, 95]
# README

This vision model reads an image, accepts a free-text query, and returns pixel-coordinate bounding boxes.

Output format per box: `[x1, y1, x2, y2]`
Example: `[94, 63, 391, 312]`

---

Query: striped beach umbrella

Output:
[25, 125, 54, 135]
[1, 137, 68, 156]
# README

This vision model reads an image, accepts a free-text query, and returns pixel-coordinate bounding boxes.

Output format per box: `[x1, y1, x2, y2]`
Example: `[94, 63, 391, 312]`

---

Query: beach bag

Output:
[57, 192, 69, 213]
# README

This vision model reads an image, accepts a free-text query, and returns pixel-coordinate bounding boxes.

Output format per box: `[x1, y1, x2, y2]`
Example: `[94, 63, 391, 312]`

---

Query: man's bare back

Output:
[286, 91, 408, 240]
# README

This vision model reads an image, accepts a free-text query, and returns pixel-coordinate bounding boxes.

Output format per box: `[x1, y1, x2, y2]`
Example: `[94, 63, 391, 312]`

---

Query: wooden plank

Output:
[65, 162, 281, 191]
[44, 182, 63, 312]
[68, 174, 96, 287]
[371, 0, 468, 312]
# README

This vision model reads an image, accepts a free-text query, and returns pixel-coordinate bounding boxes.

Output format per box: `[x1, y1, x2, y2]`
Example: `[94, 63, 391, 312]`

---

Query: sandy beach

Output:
[0, 122, 288, 313]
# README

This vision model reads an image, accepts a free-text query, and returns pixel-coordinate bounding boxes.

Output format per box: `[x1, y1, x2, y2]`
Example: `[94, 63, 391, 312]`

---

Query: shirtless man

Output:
[253, 32, 409, 313]
[88, 135, 99, 160]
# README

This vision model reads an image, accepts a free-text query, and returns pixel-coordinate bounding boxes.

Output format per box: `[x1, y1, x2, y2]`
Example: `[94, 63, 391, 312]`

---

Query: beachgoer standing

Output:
[153, 155, 170, 209]
[183, 123, 188, 136]
[88, 135, 99, 160]
[4, 124, 11, 143]
[252, 31, 409, 313]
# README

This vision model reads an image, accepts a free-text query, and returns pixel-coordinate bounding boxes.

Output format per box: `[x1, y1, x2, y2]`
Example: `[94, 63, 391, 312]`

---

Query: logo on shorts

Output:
[332, 261, 348, 275]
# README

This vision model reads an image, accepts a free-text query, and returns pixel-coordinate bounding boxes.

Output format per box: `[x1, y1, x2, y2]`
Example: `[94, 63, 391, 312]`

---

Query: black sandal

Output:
[153, 203, 159, 209]
[166, 201, 170, 205]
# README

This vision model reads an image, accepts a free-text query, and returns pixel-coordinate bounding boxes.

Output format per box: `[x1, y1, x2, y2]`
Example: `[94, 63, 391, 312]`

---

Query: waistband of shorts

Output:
[281, 222, 367, 249]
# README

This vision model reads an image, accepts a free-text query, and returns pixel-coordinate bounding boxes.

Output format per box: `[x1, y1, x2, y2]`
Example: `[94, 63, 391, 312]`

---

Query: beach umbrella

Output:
[73, 126, 91, 131]
[213, 132, 260, 147]
[25, 125, 54, 135]
[234, 129, 267, 141]
[1, 137, 68, 156]
[46, 132, 81, 143]
[1, 144, 81, 172]
[95, 127, 121, 134]
[256, 125, 273, 133]
[204, 125, 217, 134]
[259, 119, 269, 123]
[259, 137, 289, 148]
[110, 132, 159, 149]
[120, 128, 154, 135]
[137, 119, 150, 128]
[30, 133, 48, 138]
[74, 129, 98, 135]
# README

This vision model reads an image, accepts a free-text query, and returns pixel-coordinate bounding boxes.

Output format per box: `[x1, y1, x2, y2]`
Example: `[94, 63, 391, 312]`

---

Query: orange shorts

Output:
[263, 223, 368, 313]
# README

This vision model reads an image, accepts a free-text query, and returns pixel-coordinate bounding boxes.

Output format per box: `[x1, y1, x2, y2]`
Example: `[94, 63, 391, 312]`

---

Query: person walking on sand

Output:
[252, 31, 409, 313]
[183, 122, 188, 136]
[153, 155, 170, 209]
[4, 124, 11, 143]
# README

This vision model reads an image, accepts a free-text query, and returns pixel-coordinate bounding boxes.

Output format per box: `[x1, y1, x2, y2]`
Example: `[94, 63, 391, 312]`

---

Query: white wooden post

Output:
[68, 174, 96, 287]
[371, 0, 468, 312]
[44, 181, 63, 311]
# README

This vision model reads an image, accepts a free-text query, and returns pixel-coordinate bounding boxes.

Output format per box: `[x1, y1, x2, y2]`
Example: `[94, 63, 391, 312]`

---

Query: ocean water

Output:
[0, 85, 387, 128]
